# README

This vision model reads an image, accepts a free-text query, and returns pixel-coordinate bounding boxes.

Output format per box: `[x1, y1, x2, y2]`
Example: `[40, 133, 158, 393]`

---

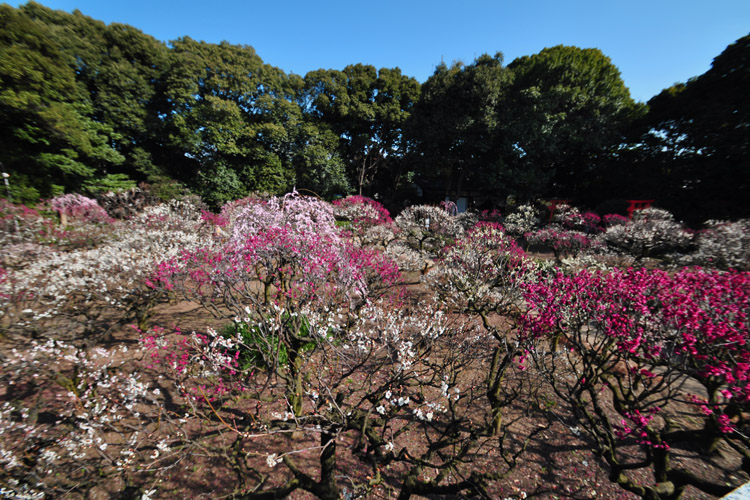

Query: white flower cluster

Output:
[681, 219, 750, 270]
[503, 204, 541, 237]
[0, 204, 208, 338]
[0, 479, 44, 500]
[1, 339, 167, 495]
[425, 223, 528, 316]
[394, 205, 464, 257]
[385, 241, 426, 272]
[265, 453, 283, 468]
[361, 224, 397, 249]
[332, 201, 382, 223]
[601, 208, 693, 258]
[0, 242, 52, 269]
[454, 211, 479, 231]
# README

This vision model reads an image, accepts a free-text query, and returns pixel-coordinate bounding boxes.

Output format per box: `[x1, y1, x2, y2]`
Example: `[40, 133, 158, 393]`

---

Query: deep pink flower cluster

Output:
[155, 229, 394, 310]
[478, 209, 503, 223]
[614, 409, 669, 448]
[48, 193, 112, 223]
[524, 227, 593, 258]
[522, 266, 750, 438]
[661, 269, 750, 404]
[332, 195, 393, 225]
[581, 212, 603, 233]
[557, 209, 603, 234]
[200, 209, 229, 228]
[603, 213, 629, 227]
[345, 245, 403, 296]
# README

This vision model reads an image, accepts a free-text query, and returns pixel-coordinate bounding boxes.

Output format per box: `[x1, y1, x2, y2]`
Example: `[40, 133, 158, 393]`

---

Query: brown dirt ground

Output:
[2, 261, 747, 499]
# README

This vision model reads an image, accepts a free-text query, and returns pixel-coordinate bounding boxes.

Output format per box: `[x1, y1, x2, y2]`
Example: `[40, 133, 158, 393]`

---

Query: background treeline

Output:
[1, 2, 748, 224]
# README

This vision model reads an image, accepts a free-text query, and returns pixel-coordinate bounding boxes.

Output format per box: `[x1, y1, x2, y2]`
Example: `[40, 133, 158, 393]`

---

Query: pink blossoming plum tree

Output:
[48, 193, 112, 225]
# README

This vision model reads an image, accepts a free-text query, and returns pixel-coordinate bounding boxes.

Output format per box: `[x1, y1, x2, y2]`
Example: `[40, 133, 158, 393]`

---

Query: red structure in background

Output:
[547, 199, 573, 221]
[545, 199, 655, 221]
[626, 200, 655, 219]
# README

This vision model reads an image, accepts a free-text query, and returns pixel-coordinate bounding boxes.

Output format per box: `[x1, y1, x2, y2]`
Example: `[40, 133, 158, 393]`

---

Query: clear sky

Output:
[12, 0, 750, 103]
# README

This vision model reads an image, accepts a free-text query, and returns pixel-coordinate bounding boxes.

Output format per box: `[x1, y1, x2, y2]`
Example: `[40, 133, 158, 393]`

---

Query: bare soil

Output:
[2, 266, 746, 499]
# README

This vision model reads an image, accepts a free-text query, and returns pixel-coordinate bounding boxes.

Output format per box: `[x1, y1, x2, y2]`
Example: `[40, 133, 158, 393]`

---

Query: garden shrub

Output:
[683, 219, 750, 270]
[96, 185, 160, 219]
[394, 204, 464, 257]
[502, 203, 542, 237]
[601, 207, 693, 259]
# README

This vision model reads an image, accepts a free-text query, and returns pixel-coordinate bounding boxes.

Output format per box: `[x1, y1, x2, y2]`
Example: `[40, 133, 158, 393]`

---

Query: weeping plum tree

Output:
[144, 193, 549, 499]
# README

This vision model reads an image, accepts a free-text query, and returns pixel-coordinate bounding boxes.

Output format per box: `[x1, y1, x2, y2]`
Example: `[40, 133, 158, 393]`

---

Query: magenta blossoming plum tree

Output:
[521, 267, 750, 499]
[332, 194, 392, 226]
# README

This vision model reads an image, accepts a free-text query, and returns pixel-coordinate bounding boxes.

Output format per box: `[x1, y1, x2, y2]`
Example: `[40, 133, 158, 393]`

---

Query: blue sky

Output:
[13, 0, 750, 102]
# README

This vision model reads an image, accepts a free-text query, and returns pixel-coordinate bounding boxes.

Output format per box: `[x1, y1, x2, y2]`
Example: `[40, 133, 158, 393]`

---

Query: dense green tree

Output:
[158, 38, 300, 206]
[19, 2, 170, 182]
[506, 45, 644, 200]
[0, 3, 124, 201]
[8, 1, 746, 220]
[633, 34, 750, 222]
[406, 53, 513, 200]
[290, 121, 351, 198]
[304, 64, 420, 196]
[407, 48, 640, 204]
[1, 3, 360, 207]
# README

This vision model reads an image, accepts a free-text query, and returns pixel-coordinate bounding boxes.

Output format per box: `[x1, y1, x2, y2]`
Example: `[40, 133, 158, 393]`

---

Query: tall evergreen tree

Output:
[406, 53, 513, 200]
[506, 45, 644, 201]
[634, 33, 750, 222]
[304, 64, 420, 197]
[158, 37, 303, 206]
[0, 2, 125, 200]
